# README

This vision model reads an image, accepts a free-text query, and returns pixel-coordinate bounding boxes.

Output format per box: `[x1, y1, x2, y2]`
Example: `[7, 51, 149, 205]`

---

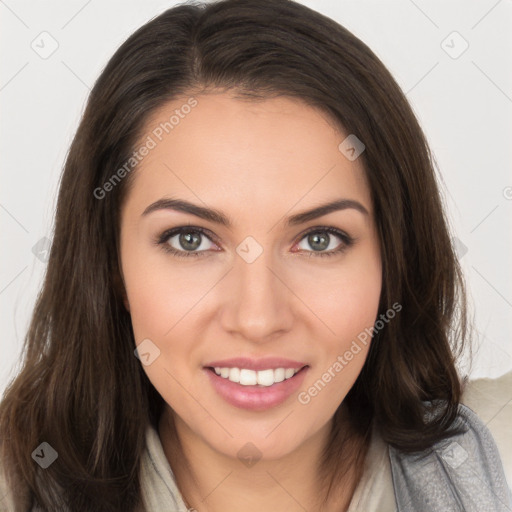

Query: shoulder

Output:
[389, 396, 512, 511]
[461, 370, 512, 486]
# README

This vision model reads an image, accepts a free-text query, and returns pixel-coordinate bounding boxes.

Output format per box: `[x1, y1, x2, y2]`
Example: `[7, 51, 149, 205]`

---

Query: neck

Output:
[158, 406, 367, 512]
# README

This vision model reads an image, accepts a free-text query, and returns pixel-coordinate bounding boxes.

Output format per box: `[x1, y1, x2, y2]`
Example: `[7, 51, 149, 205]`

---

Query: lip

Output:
[204, 365, 309, 411]
[204, 357, 308, 371]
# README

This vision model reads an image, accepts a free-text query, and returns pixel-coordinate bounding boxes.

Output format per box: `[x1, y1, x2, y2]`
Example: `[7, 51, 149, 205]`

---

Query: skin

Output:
[119, 92, 382, 512]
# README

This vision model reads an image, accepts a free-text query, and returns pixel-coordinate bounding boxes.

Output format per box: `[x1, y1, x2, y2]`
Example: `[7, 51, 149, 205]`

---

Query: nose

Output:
[220, 245, 295, 343]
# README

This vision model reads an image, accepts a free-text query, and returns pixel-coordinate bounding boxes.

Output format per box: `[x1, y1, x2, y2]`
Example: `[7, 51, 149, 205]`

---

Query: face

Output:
[119, 92, 382, 461]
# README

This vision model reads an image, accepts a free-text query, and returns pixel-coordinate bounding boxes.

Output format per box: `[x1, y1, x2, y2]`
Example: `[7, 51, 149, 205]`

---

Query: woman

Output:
[0, 0, 510, 510]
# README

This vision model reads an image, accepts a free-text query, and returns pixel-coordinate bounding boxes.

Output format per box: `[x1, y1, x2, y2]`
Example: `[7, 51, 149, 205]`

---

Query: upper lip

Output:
[204, 357, 308, 371]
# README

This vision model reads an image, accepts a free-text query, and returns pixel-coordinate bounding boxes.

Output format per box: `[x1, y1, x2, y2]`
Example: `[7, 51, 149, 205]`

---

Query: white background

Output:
[1, 0, 511, 395]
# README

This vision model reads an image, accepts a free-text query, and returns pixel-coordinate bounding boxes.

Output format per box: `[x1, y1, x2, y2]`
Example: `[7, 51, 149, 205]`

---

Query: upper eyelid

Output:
[160, 226, 219, 244]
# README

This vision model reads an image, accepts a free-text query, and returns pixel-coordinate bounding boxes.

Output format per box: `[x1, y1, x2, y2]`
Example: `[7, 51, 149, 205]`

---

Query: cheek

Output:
[295, 246, 382, 346]
[121, 244, 204, 414]
[121, 241, 218, 407]
[122, 242, 208, 342]
[294, 248, 381, 411]
[331, 267, 382, 341]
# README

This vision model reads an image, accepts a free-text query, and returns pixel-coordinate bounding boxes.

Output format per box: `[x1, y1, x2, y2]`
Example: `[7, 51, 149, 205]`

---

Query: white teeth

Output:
[239, 369, 258, 385]
[228, 367, 240, 383]
[284, 368, 295, 379]
[274, 368, 285, 383]
[212, 366, 302, 386]
[257, 369, 274, 386]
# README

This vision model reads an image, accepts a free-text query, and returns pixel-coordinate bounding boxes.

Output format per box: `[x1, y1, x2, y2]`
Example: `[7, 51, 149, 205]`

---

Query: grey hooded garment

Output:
[390, 403, 512, 511]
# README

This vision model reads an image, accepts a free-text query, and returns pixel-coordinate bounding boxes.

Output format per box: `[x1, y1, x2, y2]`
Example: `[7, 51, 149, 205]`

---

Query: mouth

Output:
[203, 360, 309, 411]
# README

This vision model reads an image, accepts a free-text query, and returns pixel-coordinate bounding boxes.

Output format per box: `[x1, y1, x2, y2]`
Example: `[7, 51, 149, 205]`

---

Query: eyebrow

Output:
[141, 197, 369, 228]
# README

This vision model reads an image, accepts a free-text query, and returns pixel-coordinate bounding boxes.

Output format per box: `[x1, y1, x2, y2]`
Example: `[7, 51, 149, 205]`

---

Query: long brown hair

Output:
[0, 0, 471, 510]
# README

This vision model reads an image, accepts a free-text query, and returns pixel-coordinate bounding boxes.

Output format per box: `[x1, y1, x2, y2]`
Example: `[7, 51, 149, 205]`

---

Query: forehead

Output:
[123, 93, 372, 219]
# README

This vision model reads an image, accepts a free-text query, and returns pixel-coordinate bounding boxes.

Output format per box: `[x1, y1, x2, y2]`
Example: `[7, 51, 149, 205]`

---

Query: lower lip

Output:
[204, 367, 309, 411]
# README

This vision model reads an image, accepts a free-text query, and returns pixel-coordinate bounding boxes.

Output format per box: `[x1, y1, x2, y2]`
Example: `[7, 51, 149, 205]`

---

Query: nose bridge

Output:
[223, 237, 291, 339]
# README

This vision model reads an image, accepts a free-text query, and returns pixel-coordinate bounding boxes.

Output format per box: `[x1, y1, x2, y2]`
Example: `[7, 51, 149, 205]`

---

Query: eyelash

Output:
[154, 226, 355, 259]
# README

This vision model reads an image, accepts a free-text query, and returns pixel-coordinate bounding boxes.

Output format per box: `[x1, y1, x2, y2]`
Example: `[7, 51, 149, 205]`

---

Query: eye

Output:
[293, 227, 354, 257]
[154, 225, 355, 259]
[155, 226, 219, 258]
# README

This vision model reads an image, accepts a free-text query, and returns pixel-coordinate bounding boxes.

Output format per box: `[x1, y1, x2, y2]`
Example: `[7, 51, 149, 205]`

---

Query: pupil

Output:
[309, 232, 328, 251]
[180, 232, 201, 251]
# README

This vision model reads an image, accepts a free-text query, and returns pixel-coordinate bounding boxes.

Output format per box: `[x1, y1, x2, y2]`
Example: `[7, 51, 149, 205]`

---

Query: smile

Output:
[203, 358, 309, 411]
[211, 367, 302, 386]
